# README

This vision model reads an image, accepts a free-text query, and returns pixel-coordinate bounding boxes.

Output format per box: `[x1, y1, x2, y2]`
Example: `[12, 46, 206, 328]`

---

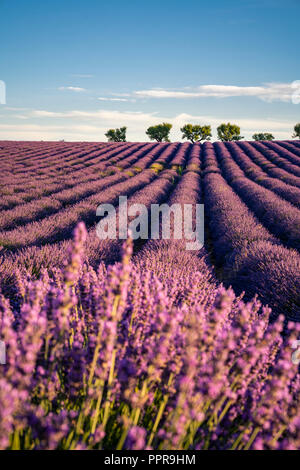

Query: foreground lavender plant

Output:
[0, 223, 299, 450]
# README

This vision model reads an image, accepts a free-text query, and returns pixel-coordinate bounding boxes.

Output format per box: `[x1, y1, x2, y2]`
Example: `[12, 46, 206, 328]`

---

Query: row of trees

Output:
[105, 123, 300, 143]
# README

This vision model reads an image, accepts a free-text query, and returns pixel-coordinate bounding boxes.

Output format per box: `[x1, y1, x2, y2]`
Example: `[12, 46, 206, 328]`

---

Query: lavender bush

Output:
[1, 223, 300, 450]
[1, 140, 300, 450]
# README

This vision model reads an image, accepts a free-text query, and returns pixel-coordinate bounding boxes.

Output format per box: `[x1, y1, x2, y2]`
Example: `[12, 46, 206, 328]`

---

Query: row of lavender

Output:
[0, 142, 191, 214]
[202, 142, 300, 320]
[0, 143, 189, 247]
[0, 143, 159, 229]
[0, 143, 143, 208]
[0, 140, 300, 320]
[0, 143, 191, 300]
[1, 143, 300, 449]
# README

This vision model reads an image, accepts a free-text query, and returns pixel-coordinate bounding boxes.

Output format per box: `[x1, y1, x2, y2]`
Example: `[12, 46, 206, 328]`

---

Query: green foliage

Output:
[217, 123, 244, 142]
[180, 124, 212, 143]
[105, 127, 127, 142]
[252, 133, 275, 141]
[292, 123, 300, 139]
[146, 123, 172, 142]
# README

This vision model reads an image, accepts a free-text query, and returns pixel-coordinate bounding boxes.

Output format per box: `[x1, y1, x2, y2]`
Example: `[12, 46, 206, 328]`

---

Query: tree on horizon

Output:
[105, 127, 127, 142]
[146, 123, 172, 142]
[181, 124, 212, 143]
[293, 123, 300, 139]
[217, 123, 244, 141]
[252, 133, 275, 141]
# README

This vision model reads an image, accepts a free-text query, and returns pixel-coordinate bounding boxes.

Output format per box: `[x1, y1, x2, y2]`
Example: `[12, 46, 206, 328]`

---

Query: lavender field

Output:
[0, 139, 300, 450]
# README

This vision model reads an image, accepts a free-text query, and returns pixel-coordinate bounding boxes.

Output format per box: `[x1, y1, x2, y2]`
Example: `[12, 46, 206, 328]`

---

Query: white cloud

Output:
[55, 82, 300, 104]
[58, 86, 87, 92]
[31, 109, 159, 124]
[0, 108, 296, 141]
[98, 97, 130, 102]
[14, 114, 30, 120]
[134, 82, 299, 103]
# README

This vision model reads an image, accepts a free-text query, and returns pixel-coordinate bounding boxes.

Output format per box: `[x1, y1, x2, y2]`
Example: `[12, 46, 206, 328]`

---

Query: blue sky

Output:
[0, 0, 299, 141]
